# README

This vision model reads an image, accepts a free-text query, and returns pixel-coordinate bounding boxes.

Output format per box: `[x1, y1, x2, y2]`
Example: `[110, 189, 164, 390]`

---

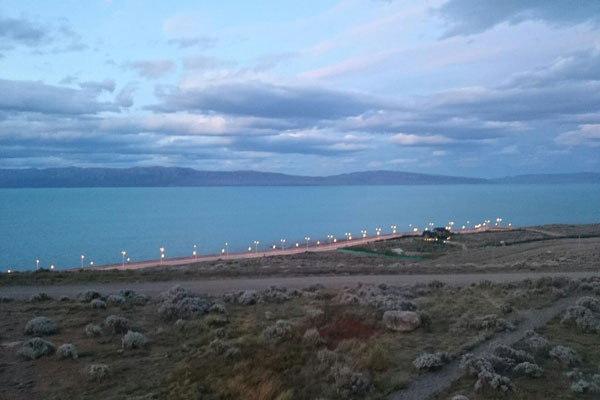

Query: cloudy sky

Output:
[1, 0, 599, 177]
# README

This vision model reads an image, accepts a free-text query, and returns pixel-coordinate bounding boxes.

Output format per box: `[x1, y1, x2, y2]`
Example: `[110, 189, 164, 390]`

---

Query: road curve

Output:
[2, 271, 599, 300]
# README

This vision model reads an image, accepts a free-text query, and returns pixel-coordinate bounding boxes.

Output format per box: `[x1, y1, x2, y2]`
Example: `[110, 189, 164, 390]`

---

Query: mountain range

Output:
[0, 167, 598, 188]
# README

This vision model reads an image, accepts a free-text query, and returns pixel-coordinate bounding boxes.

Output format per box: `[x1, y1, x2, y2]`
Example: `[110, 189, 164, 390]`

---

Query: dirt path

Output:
[2, 271, 599, 300]
[387, 294, 580, 400]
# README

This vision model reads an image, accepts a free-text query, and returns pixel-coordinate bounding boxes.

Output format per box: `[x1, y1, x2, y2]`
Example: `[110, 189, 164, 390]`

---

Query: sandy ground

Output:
[3, 270, 600, 300]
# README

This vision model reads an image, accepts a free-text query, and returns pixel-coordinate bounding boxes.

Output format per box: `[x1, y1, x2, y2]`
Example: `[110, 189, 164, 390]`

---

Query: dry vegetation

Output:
[3, 274, 600, 399]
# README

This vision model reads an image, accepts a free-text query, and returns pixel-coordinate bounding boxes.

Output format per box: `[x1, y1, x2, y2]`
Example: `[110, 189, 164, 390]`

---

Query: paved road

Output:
[2, 271, 599, 300]
[388, 294, 581, 400]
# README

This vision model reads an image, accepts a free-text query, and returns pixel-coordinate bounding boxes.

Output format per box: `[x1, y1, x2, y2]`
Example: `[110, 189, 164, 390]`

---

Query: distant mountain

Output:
[0, 167, 597, 188]
[492, 173, 600, 184]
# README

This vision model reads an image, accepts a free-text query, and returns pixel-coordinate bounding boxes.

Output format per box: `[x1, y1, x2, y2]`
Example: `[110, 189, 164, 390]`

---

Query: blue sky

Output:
[0, 0, 599, 177]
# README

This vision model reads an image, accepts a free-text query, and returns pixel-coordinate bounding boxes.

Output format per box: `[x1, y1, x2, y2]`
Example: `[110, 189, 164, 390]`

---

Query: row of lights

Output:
[10, 219, 512, 273]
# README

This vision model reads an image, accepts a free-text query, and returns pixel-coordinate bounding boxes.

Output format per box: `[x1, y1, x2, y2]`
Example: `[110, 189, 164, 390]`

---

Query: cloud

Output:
[0, 14, 48, 47]
[183, 55, 227, 71]
[389, 133, 453, 146]
[555, 124, 600, 147]
[151, 80, 391, 120]
[253, 52, 297, 72]
[0, 79, 120, 115]
[437, 0, 600, 37]
[167, 36, 216, 49]
[78, 79, 116, 93]
[124, 59, 176, 79]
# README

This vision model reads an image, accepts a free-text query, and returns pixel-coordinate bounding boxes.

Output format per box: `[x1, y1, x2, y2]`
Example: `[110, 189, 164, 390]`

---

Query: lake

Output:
[1, 184, 599, 271]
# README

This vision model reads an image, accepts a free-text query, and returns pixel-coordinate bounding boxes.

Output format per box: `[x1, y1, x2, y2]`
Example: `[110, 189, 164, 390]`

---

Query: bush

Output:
[105, 315, 130, 334]
[576, 296, 600, 313]
[513, 361, 543, 377]
[90, 299, 107, 309]
[561, 306, 598, 331]
[262, 319, 293, 343]
[106, 294, 126, 305]
[122, 330, 148, 349]
[88, 364, 111, 380]
[208, 303, 227, 314]
[331, 363, 370, 398]
[59, 295, 70, 302]
[158, 286, 211, 320]
[119, 289, 149, 305]
[20, 337, 56, 360]
[549, 345, 581, 368]
[522, 330, 551, 356]
[29, 292, 52, 302]
[56, 343, 78, 360]
[413, 352, 449, 370]
[77, 290, 102, 302]
[24, 316, 59, 336]
[205, 339, 240, 358]
[85, 323, 103, 337]
[303, 328, 324, 346]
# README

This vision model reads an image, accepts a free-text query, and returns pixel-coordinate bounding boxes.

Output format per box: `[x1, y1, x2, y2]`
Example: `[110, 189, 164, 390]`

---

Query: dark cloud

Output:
[0, 15, 48, 47]
[0, 79, 120, 115]
[124, 59, 176, 79]
[150, 81, 392, 119]
[437, 0, 600, 37]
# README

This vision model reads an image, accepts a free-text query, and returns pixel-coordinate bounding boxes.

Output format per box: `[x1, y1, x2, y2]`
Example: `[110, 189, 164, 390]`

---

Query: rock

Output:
[20, 337, 56, 360]
[24, 316, 59, 336]
[383, 310, 421, 332]
[121, 330, 148, 349]
[88, 364, 111, 380]
[56, 343, 78, 360]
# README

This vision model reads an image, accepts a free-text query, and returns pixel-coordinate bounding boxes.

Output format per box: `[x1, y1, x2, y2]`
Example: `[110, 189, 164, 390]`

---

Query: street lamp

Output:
[305, 236, 310, 249]
[90, 261, 94, 267]
[375, 227, 381, 236]
[225, 242, 229, 256]
[361, 229, 367, 239]
[296, 242, 299, 248]
[121, 250, 127, 268]
[36, 259, 40, 270]
[327, 234, 334, 245]
[254, 240, 260, 253]
[50, 265, 54, 271]
[390, 225, 397, 234]
[248, 246, 252, 253]
[193, 244, 197, 258]
[280, 239, 286, 250]
[345, 232, 352, 241]
[80, 254, 85, 269]
[159, 247, 165, 263]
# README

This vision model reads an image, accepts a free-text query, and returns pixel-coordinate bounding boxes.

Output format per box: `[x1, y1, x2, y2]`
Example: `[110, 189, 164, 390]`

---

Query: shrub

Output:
[208, 303, 227, 314]
[56, 343, 78, 360]
[205, 339, 240, 358]
[576, 296, 600, 313]
[105, 315, 130, 334]
[262, 319, 293, 343]
[492, 344, 534, 364]
[158, 286, 210, 320]
[303, 328, 324, 346]
[88, 364, 111, 380]
[331, 363, 370, 398]
[77, 290, 102, 302]
[522, 330, 551, 356]
[549, 345, 581, 368]
[90, 299, 107, 309]
[561, 306, 598, 331]
[29, 292, 52, 302]
[106, 294, 126, 305]
[85, 323, 103, 337]
[24, 316, 59, 336]
[122, 330, 148, 349]
[59, 295, 70, 302]
[317, 348, 339, 370]
[119, 289, 149, 305]
[413, 352, 449, 370]
[513, 361, 543, 377]
[20, 337, 56, 360]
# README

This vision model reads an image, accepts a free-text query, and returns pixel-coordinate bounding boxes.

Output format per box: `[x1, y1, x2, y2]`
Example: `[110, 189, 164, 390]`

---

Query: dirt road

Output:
[3, 271, 599, 300]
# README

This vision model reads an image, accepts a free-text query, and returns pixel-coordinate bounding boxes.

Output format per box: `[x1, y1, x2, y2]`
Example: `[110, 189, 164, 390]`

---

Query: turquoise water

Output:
[1, 184, 599, 271]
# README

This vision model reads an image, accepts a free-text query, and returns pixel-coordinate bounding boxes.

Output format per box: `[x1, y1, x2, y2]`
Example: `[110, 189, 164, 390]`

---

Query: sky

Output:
[0, 0, 599, 177]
